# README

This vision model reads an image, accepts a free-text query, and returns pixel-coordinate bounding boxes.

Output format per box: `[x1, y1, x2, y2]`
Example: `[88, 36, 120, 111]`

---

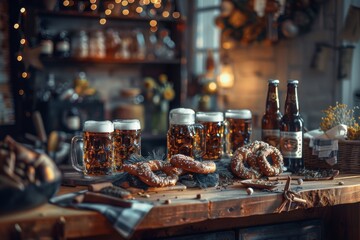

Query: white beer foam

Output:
[84, 120, 114, 132]
[196, 112, 224, 122]
[225, 109, 252, 119]
[170, 108, 195, 125]
[113, 119, 141, 130]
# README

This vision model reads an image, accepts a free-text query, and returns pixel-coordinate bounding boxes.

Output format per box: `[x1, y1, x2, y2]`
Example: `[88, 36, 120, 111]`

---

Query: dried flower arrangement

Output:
[320, 102, 360, 140]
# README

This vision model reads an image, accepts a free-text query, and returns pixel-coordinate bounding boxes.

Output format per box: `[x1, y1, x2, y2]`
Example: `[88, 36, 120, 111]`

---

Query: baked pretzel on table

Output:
[230, 141, 284, 179]
[122, 154, 217, 187]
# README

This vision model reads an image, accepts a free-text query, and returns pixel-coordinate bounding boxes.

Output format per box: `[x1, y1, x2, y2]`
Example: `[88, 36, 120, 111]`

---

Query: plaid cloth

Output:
[50, 190, 153, 239]
[309, 138, 339, 166]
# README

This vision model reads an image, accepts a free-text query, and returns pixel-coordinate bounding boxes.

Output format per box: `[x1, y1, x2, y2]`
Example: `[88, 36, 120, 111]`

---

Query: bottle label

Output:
[262, 129, 280, 147]
[280, 131, 302, 158]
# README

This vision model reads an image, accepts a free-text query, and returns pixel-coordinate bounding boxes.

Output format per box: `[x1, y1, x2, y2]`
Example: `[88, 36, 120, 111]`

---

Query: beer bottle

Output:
[261, 79, 282, 148]
[280, 79, 304, 172]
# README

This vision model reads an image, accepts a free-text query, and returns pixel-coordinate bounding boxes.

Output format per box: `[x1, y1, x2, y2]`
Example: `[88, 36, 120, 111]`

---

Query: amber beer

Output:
[280, 79, 304, 172]
[196, 112, 224, 160]
[167, 108, 205, 160]
[71, 120, 114, 176]
[113, 119, 141, 171]
[262, 79, 282, 148]
[225, 109, 252, 156]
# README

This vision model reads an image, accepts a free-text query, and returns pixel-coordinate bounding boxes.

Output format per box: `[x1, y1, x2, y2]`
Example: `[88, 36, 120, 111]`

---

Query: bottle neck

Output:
[284, 84, 299, 115]
[265, 84, 280, 113]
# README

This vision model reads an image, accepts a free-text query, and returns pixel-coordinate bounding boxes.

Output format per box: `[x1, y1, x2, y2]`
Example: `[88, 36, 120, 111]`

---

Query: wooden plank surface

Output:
[1, 174, 360, 239]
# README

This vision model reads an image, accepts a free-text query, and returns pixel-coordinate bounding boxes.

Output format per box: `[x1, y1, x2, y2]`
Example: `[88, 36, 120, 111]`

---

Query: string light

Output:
[20, 38, 26, 45]
[18, 89, 24, 96]
[99, 18, 107, 25]
[17, 55, 23, 61]
[21, 72, 28, 78]
[20, 7, 26, 13]
[149, 20, 157, 27]
[14, 23, 20, 29]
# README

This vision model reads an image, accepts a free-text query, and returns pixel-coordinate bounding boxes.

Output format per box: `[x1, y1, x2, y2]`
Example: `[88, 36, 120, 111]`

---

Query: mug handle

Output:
[70, 135, 84, 173]
[193, 123, 205, 159]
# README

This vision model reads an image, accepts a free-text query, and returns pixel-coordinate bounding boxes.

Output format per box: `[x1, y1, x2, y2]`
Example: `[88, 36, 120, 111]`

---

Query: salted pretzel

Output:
[256, 145, 284, 177]
[230, 147, 262, 179]
[230, 141, 283, 179]
[170, 154, 216, 174]
[123, 161, 180, 187]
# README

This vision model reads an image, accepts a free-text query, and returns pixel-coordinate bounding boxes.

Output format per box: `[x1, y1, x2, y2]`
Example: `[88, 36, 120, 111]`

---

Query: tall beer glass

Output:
[225, 109, 252, 156]
[71, 120, 114, 176]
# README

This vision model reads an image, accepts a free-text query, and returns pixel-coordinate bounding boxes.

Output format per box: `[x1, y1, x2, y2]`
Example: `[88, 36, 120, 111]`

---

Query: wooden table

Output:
[1, 174, 360, 240]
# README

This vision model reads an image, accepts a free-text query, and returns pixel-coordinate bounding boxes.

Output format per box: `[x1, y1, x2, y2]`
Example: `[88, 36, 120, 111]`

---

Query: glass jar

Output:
[89, 30, 106, 58]
[71, 30, 89, 58]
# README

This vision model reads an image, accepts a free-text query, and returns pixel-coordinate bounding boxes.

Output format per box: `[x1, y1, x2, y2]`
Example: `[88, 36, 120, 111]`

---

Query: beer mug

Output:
[196, 112, 225, 160]
[225, 109, 252, 156]
[113, 119, 141, 171]
[167, 108, 205, 160]
[71, 120, 114, 177]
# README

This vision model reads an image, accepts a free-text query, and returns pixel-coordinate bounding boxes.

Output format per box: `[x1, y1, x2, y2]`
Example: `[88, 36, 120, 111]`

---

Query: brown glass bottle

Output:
[280, 79, 304, 172]
[261, 79, 282, 148]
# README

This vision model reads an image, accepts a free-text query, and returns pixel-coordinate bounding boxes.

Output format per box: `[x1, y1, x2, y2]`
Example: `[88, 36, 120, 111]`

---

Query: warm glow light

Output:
[90, 4, 97, 10]
[14, 23, 20, 29]
[122, 9, 129, 15]
[208, 82, 217, 92]
[105, 9, 112, 15]
[99, 18, 106, 25]
[218, 64, 235, 88]
[128, 0, 135, 3]
[136, 7, 143, 13]
[162, 11, 170, 18]
[108, 3, 114, 9]
[172, 12, 180, 18]
[17, 55, 23, 61]
[20, 7, 26, 13]
[149, 20, 157, 27]
[63, 0, 70, 7]
[115, 0, 121, 3]
[122, 1, 128, 6]
[150, 26, 158, 32]
[20, 38, 26, 45]
[21, 72, 28, 78]
[19, 89, 24, 96]
[90, 0, 97, 3]
[154, 3, 161, 8]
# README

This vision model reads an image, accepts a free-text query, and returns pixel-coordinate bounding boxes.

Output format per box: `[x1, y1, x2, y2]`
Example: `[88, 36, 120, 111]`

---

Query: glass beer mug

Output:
[113, 119, 141, 171]
[225, 109, 252, 156]
[195, 112, 225, 160]
[71, 120, 115, 176]
[167, 108, 205, 160]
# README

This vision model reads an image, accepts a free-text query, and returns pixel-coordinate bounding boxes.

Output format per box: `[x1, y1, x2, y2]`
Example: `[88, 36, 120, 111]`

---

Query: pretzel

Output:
[256, 145, 284, 177]
[230, 147, 262, 179]
[170, 154, 216, 174]
[123, 161, 179, 187]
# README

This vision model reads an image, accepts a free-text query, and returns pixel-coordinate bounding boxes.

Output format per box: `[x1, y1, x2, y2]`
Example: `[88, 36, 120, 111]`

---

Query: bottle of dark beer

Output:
[262, 79, 282, 148]
[280, 79, 304, 172]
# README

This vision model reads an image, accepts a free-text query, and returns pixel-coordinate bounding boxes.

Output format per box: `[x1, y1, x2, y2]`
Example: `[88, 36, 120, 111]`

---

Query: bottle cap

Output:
[169, 108, 195, 125]
[225, 109, 252, 119]
[196, 112, 224, 122]
[83, 120, 114, 133]
[268, 79, 279, 84]
[113, 119, 141, 130]
[287, 79, 299, 84]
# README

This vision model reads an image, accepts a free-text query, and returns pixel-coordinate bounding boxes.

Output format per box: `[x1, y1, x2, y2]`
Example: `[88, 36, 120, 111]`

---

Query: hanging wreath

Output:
[215, 0, 327, 46]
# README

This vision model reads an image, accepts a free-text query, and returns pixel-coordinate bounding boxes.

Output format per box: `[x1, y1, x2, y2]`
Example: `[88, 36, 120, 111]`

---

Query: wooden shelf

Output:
[37, 10, 183, 23]
[40, 56, 182, 65]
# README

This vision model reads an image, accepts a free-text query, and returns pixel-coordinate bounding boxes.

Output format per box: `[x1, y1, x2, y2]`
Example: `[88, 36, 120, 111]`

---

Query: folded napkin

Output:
[50, 190, 153, 239]
[304, 124, 347, 166]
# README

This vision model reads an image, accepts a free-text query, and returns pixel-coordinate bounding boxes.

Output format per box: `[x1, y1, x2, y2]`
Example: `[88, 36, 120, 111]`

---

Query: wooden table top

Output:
[1, 174, 360, 239]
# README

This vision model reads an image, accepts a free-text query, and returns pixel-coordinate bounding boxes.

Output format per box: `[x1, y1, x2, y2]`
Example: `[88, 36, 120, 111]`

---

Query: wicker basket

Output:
[303, 138, 360, 173]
